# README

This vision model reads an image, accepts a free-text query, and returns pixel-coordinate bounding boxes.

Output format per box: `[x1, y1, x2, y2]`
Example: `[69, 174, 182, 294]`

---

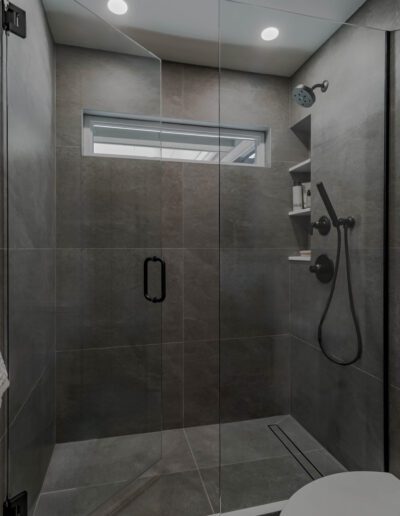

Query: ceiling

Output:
[43, 0, 368, 76]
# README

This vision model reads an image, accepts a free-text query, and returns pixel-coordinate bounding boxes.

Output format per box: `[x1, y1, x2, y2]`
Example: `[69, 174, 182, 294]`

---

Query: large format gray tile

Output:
[8, 0, 55, 250]
[220, 69, 307, 163]
[56, 249, 162, 351]
[163, 342, 184, 430]
[9, 249, 55, 421]
[186, 416, 290, 469]
[162, 162, 183, 249]
[291, 336, 384, 471]
[43, 432, 162, 492]
[203, 456, 310, 513]
[56, 45, 82, 104]
[311, 131, 385, 251]
[56, 345, 162, 442]
[221, 249, 290, 339]
[183, 163, 219, 249]
[57, 155, 163, 248]
[220, 336, 291, 422]
[35, 482, 126, 516]
[57, 155, 163, 249]
[291, 248, 384, 379]
[9, 363, 55, 514]
[56, 97, 81, 147]
[56, 146, 82, 248]
[350, 0, 400, 30]
[221, 417, 294, 466]
[43, 429, 196, 493]
[220, 70, 290, 130]
[184, 340, 219, 427]
[162, 62, 184, 119]
[162, 249, 183, 345]
[184, 249, 219, 342]
[81, 157, 162, 249]
[117, 471, 212, 516]
[220, 163, 299, 249]
[183, 64, 218, 124]
[185, 424, 220, 469]
[81, 49, 161, 118]
[57, 45, 161, 125]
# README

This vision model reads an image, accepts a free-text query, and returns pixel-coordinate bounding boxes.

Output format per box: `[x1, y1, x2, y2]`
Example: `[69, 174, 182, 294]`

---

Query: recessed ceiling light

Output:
[261, 27, 279, 41]
[107, 0, 128, 15]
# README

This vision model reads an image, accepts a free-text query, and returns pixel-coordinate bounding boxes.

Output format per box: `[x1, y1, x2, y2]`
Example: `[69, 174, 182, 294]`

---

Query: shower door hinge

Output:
[2, 1, 26, 38]
[3, 492, 28, 516]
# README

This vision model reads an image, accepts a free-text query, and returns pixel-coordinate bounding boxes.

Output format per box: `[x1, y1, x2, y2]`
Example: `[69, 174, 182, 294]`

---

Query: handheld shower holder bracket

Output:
[339, 216, 355, 229]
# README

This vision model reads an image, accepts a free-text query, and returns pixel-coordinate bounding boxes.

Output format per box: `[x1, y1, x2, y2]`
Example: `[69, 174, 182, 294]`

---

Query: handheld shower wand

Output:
[314, 182, 362, 366]
[316, 183, 339, 228]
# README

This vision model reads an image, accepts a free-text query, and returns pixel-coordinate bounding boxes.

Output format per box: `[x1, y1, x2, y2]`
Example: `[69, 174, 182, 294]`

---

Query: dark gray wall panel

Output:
[291, 337, 384, 471]
[6, 0, 56, 508]
[289, 15, 386, 472]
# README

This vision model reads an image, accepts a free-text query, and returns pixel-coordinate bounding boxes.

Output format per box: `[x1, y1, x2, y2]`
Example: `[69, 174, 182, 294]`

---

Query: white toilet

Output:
[281, 472, 400, 516]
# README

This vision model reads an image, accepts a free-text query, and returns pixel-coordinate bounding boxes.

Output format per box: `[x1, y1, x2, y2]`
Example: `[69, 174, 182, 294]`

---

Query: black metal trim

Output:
[2, 2, 26, 39]
[3, 491, 27, 516]
[383, 30, 391, 474]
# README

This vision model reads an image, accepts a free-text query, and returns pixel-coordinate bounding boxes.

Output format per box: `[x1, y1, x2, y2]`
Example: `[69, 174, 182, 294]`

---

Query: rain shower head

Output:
[292, 80, 329, 108]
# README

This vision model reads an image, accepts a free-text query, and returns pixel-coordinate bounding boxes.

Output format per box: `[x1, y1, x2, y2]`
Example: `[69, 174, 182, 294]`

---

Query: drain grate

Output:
[268, 424, 323, 481]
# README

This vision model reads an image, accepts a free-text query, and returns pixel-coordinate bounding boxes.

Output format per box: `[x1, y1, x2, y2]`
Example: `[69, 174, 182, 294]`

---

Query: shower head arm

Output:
[312, 80, 329, 93]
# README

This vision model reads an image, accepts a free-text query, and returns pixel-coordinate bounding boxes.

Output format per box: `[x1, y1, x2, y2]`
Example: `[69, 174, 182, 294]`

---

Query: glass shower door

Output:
[6, 0, 164, 513]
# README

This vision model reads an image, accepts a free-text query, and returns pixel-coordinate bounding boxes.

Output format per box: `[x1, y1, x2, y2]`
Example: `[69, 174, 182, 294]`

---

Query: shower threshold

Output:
[208, 500, 286, 515]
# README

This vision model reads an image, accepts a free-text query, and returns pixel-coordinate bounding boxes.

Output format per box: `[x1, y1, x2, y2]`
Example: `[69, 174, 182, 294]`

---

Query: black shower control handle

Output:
[309, 254, 334, 284]
[309, 216, 331, 236]
[144, 256, 166, 304]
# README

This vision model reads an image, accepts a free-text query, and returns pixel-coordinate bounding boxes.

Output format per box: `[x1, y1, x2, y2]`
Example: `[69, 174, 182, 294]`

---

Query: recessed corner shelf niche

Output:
[288, 255, 311, 262]
[288, 208, 311, 217]
[288, 114, 312, 262]
[289, 158, 311, 175]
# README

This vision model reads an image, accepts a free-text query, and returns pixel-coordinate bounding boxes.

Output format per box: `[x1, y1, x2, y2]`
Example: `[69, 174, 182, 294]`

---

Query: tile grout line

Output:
[183, 427, 216, 514]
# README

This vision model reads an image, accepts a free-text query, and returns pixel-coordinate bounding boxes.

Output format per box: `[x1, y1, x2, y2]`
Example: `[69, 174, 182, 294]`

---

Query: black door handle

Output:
[144, 256, 166, 303]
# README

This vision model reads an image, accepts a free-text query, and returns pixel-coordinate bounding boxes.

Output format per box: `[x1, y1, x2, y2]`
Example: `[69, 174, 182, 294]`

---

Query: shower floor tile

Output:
[35, 416, 345, 516]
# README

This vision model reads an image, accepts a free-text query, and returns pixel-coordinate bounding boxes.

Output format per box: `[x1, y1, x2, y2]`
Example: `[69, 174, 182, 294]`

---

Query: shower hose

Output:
[318, 221, 363, 366]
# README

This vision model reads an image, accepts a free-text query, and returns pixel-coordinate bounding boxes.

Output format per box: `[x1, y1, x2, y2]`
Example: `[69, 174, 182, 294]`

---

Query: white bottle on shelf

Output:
[292, 184, 303, 211]
[302, 182, 311, 209]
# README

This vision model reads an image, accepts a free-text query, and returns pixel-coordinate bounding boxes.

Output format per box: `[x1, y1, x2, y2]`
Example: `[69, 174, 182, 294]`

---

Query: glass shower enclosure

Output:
[2, 0, 389, 514]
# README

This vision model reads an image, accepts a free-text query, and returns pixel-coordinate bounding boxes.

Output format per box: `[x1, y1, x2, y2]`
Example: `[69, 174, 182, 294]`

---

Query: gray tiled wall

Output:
[2, 0, 56, 511]
[55, 45, 163, 442]
[56, 44, 300, 439]
[219, 66, 307, 424]
[289, 15, 386, 471]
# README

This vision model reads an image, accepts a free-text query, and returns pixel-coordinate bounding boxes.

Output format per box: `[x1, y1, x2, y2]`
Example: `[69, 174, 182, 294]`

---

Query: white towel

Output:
[0, 352, 9, 408]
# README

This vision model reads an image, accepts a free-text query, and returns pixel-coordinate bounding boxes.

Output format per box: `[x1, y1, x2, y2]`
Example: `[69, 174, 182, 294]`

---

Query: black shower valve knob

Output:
[309, 254, 334, 283]
[309, 216, 331, 236]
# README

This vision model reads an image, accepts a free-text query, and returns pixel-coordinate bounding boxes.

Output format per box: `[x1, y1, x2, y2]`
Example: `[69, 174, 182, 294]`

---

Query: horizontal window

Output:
[83, 114, 267, 166]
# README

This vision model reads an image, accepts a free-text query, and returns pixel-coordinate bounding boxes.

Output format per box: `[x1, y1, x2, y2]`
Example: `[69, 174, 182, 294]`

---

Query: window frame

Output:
[82, 113, 269, 167]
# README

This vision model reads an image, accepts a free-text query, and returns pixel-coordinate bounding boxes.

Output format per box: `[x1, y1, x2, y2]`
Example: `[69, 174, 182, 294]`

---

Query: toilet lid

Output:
[281, 472, 400, 516]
